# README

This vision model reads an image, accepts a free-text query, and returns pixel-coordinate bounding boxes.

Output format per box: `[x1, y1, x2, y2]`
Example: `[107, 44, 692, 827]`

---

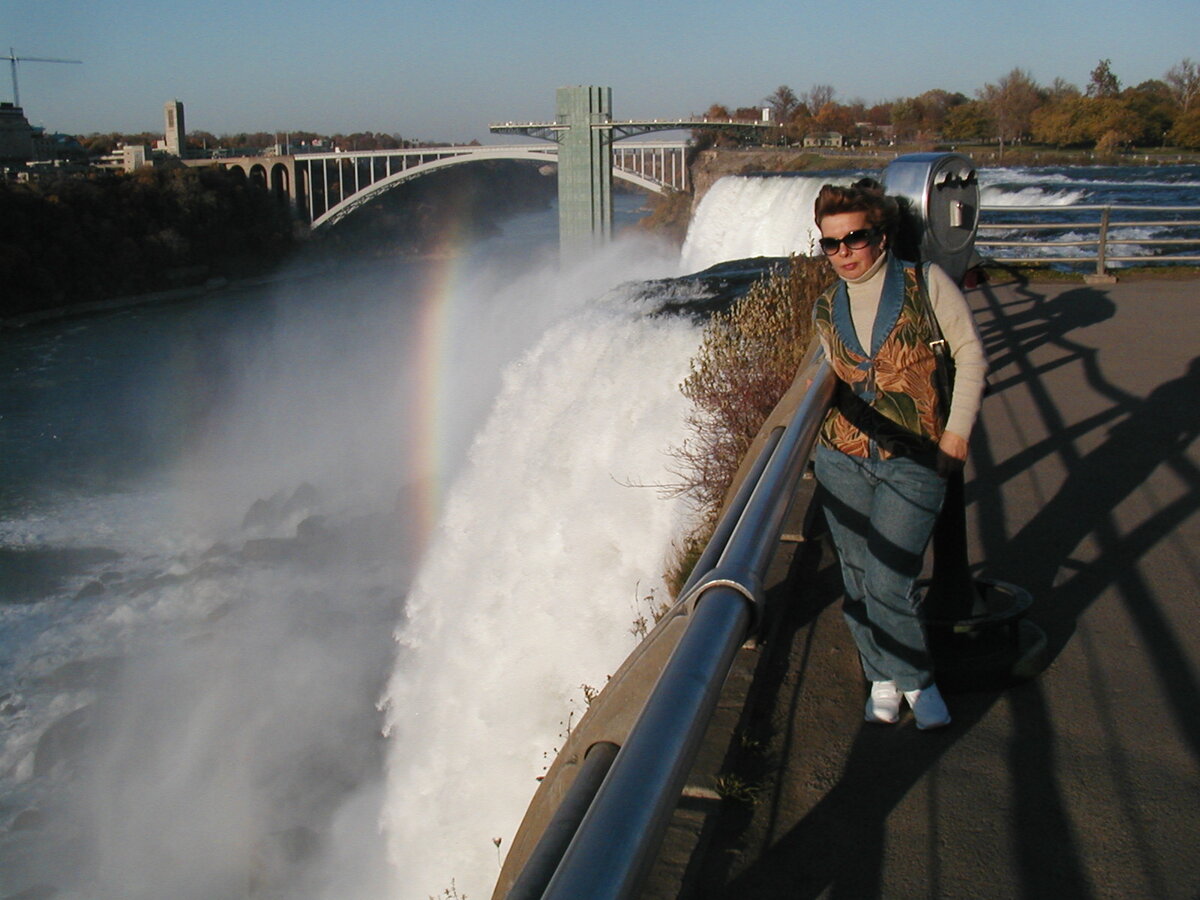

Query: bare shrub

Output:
[672, 255, 828, 528]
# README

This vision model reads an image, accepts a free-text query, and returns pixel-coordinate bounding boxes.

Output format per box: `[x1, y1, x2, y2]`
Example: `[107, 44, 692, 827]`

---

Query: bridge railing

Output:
[290, 142, 688, 229]
[292, 145, 559, 228]
[503, 346, 836, 900]
[612, 142, 689, 192]
[976, 204, 1200, 276]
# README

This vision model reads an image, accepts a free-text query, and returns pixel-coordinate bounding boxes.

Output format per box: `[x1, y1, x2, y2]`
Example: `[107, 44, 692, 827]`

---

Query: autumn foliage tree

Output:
[0, 165, 294, 316]
[701, 55, 1200, 152]
[979, 68, 1044, 150]
[1165, 59, 1200, 112]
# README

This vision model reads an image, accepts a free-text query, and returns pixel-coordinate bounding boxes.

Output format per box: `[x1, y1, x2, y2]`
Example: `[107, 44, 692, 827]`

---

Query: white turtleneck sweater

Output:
[834, 252, 987, 441]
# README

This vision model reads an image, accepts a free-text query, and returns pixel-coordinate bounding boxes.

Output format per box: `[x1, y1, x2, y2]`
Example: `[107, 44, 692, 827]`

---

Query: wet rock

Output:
[282, 483, 319, 517]
[296, 514, 330, 542]
[204, 600, 236, 623]
[10, 808, 45, 831]
[40, 657, 122, 690]
[0, 546, 122, 603]
[242, 495, 282, 531]
[125, 570, 190, 597]
[73, 580, 105, 601]
[33, 705, 92, 777]
[242, 483, 321, 533]
[240, 537, 299, 562]
[3, 885, 60, 900]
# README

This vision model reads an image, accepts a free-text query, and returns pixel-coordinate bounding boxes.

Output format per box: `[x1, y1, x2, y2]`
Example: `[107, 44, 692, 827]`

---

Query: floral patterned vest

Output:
[814, 254, 943, 459]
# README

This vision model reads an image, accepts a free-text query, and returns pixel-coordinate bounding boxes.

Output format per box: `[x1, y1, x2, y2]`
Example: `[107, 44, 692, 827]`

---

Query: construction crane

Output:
[3, 47, 82, 108]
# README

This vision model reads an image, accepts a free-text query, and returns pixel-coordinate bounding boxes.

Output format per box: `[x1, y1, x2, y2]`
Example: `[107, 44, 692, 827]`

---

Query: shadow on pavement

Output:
[689, 273, 1200, 898]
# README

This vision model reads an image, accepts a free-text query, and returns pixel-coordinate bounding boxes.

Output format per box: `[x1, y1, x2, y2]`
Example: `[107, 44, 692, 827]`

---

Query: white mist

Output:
[376, 237, 701, 899]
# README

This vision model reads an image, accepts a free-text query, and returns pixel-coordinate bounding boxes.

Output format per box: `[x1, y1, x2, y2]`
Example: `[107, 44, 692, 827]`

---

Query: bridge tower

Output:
[163, 99, 185, 157]
[556, 86, 613, 258]
[492, 88, 769, 260]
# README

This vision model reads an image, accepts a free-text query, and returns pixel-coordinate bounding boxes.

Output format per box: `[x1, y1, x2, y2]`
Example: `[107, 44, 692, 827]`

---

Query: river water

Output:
[1, 165, 1197, 900]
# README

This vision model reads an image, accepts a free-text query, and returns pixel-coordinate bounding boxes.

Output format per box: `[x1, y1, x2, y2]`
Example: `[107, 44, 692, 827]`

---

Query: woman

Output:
[811, 178, 987, 730]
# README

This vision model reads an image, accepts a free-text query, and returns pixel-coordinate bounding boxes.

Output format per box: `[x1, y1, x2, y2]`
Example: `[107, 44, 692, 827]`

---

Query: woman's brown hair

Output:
[813, 178, 899, 239]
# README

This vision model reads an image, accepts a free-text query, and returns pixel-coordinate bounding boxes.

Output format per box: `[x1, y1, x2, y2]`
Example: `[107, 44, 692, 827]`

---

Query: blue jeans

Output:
[814, 445, 947, 692]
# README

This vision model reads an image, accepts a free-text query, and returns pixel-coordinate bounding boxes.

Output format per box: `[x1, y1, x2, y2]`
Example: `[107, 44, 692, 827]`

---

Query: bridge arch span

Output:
[248, 163, 268, 191]
[301, 146, 666, 231]
[305, 147, 554, 230]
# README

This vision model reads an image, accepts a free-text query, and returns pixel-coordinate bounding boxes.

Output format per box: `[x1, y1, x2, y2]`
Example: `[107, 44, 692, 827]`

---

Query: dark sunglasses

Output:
[819, 227, 880, 255]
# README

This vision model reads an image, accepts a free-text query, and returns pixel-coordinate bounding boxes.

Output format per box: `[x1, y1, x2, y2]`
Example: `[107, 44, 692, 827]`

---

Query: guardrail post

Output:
[1096, 206, 1111, 277]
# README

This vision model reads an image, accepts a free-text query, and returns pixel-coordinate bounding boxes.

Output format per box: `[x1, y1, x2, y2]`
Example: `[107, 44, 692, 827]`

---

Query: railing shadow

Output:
[700, 272, 1200, 899]
[970, 274, 1200, 756]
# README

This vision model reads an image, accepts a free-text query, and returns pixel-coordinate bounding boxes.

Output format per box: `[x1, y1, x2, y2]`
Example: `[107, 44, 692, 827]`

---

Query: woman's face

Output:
[819, 210, 886, 280]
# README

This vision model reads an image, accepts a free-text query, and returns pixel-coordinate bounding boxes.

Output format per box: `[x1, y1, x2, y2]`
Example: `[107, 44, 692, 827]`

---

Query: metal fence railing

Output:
[503, 349, 836, 900]
[976, 204, 1200, 276]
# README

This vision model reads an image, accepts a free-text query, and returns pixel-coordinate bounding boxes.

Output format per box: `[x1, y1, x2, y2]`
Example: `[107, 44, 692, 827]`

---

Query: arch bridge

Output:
[208, 86, 769, 255]
[214, 140, 690, 232]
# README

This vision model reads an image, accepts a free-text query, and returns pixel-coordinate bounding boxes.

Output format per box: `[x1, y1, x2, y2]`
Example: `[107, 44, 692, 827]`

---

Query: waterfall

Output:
[374, 238, 702, 899]
[1, 177, 831, 900]
[680, 172, 852, 272]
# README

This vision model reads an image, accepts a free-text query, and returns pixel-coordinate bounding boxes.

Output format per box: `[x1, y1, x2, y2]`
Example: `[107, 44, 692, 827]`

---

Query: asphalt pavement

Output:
[646, 271, 1200, 900]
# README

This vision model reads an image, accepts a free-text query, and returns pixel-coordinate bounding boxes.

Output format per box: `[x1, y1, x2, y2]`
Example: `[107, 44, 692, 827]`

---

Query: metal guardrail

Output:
[505, 351, 836, 900]
[976, 204, 1200, 276]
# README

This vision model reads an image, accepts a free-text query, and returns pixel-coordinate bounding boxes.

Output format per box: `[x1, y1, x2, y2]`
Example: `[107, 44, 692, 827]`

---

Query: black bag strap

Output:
[911, 259, 956, 419]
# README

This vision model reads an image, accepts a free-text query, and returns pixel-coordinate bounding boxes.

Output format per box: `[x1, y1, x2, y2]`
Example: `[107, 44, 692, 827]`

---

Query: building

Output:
[803, 131, 844, 149]
[96, 143, 150, 172]
[0, 102, 34, 165]
[163, 99, 185, 156]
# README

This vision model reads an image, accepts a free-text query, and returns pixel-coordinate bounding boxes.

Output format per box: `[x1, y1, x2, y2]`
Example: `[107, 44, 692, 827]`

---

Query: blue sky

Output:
[4, 0, 1198, 142]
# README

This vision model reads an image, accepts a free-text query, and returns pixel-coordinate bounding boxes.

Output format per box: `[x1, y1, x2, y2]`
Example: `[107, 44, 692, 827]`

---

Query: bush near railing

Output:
[671, 256, 826, 526]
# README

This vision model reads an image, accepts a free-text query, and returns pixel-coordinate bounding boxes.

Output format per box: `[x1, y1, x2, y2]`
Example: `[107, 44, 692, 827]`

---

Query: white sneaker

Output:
[865, 680, 901, 724]
[904, 684, 951, 730]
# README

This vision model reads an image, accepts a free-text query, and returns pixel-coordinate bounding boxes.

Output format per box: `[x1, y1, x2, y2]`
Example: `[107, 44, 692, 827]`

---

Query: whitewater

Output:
[0, 204, 712, 899]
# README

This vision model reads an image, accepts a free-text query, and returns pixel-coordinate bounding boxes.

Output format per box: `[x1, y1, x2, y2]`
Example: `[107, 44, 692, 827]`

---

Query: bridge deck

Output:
[646, 272, 1200, 899]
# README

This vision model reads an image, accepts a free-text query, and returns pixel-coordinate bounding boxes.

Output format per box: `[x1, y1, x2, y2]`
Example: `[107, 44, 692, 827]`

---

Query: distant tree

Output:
[914, 89, 968, 134]
[1122, 81, 1177, 145]
[865, 103, 892, 126]
[1165, 58, 1200, 111]
[890, 98, 922, 140]
[979, 68, 1043, 150]
[0, 165, 293, 315]
[1087, 58, 1121, 98]
[841, 99, 868, 123]
[1032, 95, 1144, 147]
[942, 101, 992, 141]
[1031, 98, 1087, 146]
[805, 84, 835, 113]
[188, 130, 218, 152]
[80, 133, 117, 156]
[1167, 107, 1200, 149]
[813, 102, 856, 136]
[1094, 130, 1125, 158]
[693, 103, 754, 147]
[764, 85, 800, 124]
[1046, 77, 1080, 102]
[783, 104, 813, 145]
